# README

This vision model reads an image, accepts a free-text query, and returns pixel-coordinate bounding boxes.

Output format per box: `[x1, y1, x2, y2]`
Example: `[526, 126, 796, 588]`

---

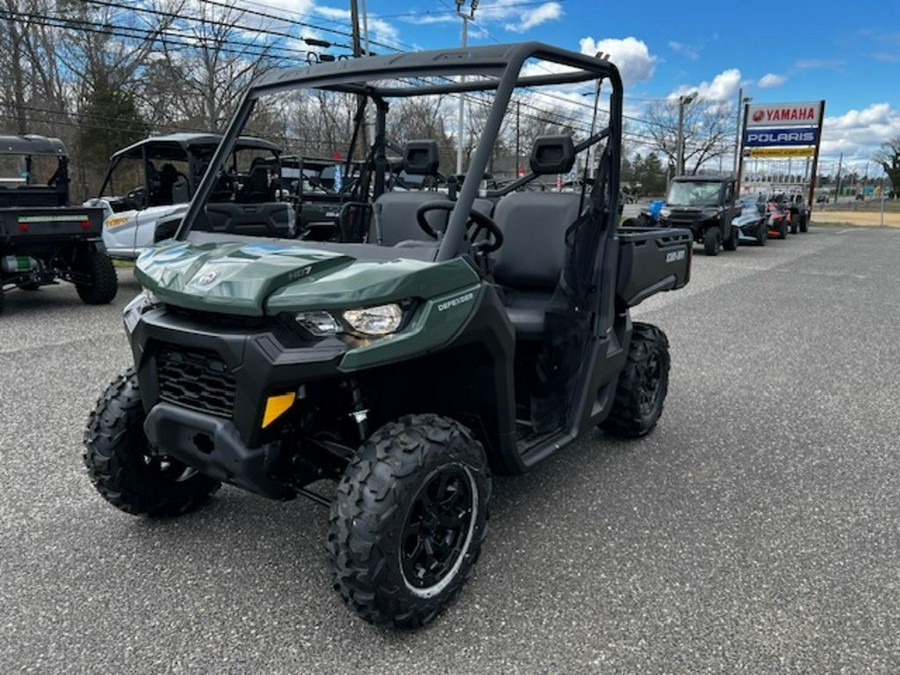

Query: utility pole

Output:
[455, 0, 478, 176]
[349, 0, 362, 57]
[360, 0, 370, 55]
[834, 152, 843, 204]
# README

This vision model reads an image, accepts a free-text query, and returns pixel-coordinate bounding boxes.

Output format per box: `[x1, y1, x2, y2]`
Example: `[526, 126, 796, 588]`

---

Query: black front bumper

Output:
[128, 301, 348, 449]
[144, 402, 292, 499]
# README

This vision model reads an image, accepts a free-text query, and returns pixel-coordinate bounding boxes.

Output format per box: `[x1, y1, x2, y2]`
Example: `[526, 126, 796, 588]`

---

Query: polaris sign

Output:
[744, 127, 818, 148]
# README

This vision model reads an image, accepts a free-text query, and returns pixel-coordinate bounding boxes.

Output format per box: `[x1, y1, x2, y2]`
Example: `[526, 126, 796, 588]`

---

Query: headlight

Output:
[144, 289, 160, 306]
[343, 303, 403, 336]
[659, 208, 671, 219]
[295, 310, 342, 336]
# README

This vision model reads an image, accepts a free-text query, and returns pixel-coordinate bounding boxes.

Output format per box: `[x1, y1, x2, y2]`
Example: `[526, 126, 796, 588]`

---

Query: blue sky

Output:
[264, 0, 900, 171]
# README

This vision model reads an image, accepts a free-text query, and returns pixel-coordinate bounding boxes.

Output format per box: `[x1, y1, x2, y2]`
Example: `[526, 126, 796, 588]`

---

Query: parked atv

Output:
[86, 133, 295, 260]
[83, 43, 692, 628]
[657, 175, 741, 256]
[733, 201, 768, 246]
[765, 194, 792, 239]
[0, 135, 116, 313]
[787, 194, 809, 234]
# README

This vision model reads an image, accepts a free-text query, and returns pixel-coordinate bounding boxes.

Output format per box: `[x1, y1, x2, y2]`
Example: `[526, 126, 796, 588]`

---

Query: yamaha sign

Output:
[745, 101, 822, 128]
[744, 127, 818, 148]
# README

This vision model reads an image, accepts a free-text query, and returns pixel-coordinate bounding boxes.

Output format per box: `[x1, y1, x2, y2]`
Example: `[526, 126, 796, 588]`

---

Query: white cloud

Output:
[794, 58, 845, 71]
[671, 68, 741, 102]
[668, 40, 701, 60]
[580, 37, 657, 87]
[758, 73, 786, 88]
[504, 2, 563, 33]
[313, 6, 400, 47]
[819, 103, 900, 165]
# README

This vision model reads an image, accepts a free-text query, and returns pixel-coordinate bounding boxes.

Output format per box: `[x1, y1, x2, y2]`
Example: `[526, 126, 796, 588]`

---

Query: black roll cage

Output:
[97, 134, 283, 206]
[176, 41, 623, 264]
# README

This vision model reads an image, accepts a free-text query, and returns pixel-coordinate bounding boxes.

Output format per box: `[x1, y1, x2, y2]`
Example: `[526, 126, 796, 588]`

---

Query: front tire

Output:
[799, 214, 809, 233]
[83, 369, 220, 517]
[601, 322, 670, 438]
[723, 224, 738, 251]
[328, 414, 491, 628]
[756, 221, 768, 246]
[703, 226, 721, 256]
[75, 249, 118, 305]
[777, 218, 788, 239]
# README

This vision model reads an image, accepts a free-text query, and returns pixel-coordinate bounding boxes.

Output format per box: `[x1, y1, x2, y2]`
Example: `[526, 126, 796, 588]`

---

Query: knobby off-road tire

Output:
[83, 368, 220, 517]
[723, 224, 738, 251]
[703, 226, 721, 256]
[328, 414, 491, 629]
[600, 322, 671, 438]
[75, 249, 118, 305]
[777, 218, 788, 239]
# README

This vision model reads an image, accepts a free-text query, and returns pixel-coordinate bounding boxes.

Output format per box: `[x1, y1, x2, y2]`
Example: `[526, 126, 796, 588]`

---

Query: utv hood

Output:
[135, 240, 478, 316]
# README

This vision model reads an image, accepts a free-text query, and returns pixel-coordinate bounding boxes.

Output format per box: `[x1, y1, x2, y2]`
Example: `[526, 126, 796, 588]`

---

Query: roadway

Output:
[1, 224, 898, 673]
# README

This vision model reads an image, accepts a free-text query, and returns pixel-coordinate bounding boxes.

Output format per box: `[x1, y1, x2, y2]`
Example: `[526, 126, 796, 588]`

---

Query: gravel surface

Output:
[1, 227, 899, 674]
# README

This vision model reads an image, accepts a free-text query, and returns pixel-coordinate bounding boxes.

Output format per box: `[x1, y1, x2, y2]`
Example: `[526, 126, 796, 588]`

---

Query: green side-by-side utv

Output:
[83, 43, 692, 627]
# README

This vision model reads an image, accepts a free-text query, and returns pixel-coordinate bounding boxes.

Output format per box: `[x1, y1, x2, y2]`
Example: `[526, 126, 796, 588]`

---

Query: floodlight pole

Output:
[456, 0, 477, 177]
[676, 93, 696, 176]
[733, 90, 751, 175]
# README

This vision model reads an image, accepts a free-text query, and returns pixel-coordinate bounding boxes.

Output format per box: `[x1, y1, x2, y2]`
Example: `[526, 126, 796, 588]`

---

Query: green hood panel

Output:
[135, 241, 355, 316]
[135, 240, 479, 316]
[266, 256, 479, 312]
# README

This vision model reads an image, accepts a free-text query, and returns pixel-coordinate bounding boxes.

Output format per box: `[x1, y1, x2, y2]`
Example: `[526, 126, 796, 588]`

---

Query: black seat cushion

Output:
[501, 288, 553, 338]
[491, 192, 583, 336]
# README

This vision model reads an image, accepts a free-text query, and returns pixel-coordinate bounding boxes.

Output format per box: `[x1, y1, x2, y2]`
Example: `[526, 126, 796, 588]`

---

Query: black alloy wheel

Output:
[400, 467, 476, 592]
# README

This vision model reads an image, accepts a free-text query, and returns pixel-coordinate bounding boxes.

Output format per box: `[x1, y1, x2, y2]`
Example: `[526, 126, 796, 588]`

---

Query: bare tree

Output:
[145, 0, 278, 132]
[873, 137, 900, 198]
[645, 99, 735, 175]
[55, 1, 177, 198]
[0, 0, 68, 136]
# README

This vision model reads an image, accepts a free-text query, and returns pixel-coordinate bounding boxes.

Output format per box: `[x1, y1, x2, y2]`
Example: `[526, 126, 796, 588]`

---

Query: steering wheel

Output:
[415, 201, 504, 252]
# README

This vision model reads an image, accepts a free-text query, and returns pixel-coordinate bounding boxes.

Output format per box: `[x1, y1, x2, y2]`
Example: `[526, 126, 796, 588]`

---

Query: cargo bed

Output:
[0, 206, 104, 244]
[616, 226, 692, 306]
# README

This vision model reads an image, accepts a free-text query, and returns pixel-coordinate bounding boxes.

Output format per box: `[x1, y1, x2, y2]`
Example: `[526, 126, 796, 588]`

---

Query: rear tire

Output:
[601, 322, 670, 438]
[75, 249, 118, 305]
[703, 227, 721, 256]
[328, 414, 491, 628]
[83, 368, 220, 517]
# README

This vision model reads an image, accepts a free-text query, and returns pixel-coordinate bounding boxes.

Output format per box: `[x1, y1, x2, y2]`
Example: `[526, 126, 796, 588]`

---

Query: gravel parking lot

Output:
[2, 225, 899, 673]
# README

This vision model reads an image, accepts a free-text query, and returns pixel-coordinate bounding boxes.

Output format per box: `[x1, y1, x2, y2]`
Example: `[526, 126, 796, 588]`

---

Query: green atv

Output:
[83, 43, 692, 628]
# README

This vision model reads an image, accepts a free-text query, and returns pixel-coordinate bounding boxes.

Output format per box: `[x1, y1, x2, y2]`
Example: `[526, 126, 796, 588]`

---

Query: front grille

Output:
[157, 346, 236, 418]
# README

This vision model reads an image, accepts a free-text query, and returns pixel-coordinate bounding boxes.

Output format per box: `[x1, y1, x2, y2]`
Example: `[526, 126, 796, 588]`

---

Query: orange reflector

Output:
[262, 392, 296, 428]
